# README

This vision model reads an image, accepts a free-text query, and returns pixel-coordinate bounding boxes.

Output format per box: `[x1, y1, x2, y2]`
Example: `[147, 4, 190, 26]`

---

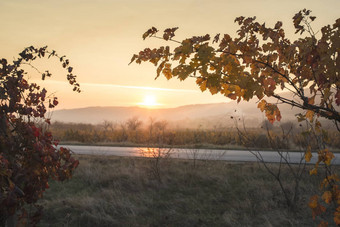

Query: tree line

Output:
[50, 119, 340, 150]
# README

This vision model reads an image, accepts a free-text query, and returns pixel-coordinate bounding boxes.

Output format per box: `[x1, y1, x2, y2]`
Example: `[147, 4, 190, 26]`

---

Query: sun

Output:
[140, 95, 158, 107]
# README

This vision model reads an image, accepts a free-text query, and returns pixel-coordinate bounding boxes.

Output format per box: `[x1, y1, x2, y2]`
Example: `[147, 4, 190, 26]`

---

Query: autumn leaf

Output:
[322, 191, 332, 204]
[228, 93, 237, 100]
[306, 110, 314, 121]
[243, 55, 252, 64]
[209, 86, 219, 95]
[156, 61, 166, 78]
[162, 63, 172, 80]
[323, 149, 334, 166]
[310, 168, 318, 175]
[275, 109, 282, 121]
[213, 33, 220, 43]
[0, 46, 80, 224]
[263, 78, 276, 92]
[274, 21, 283, 29]
[257, 100, 267, 112]
[142, 27, 158, 40]
[309, 195, 318, 209]
[197, 44, 214, 64]
[308, 96, 315, 105]
[199, 80, 207, 92]
[309, 195, 326, 220]
[163, 27, 178, 41]
[334, 207, 340, 225]
[305, 146, 312, 162]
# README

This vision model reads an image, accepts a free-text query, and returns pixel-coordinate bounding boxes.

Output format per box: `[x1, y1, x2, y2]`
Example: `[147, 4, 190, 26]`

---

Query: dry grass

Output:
[38, 154, 333, 226]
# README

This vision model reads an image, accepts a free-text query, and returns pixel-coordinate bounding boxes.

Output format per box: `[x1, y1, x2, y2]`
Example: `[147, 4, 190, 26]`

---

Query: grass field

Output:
[38, 155, 335, 226]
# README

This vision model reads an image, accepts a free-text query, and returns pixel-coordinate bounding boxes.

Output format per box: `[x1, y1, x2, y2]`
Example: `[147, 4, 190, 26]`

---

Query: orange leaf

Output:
[199, 80, 207, 92]
[228, 93, 237, 100]
[322, 191, 332, 204]
[308, 96, 315, 105]
[306, 110, 314, 121]
[309, 195, 318, 209]
[305, 147, 312, 162]
[334, 208, 340, 225]
[257, 100, 267, 112]
[310, 168, 318, 175]
[320, 149, 335, 166]
[209, 86, 219, 95]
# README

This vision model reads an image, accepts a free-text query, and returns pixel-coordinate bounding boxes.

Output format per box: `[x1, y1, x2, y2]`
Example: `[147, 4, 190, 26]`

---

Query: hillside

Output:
[51, 99, 302, 128]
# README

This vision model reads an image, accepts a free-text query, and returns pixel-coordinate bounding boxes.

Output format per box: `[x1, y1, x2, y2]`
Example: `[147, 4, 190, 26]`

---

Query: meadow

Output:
[38, 154, 335, 226]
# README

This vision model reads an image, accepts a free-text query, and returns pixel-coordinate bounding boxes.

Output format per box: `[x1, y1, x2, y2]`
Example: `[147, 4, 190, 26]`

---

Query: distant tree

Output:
[126, 117, 143, 131]
[131, 9, 340, 226]
[154, 120, 168, 143]
[0, 46, 80, 226]
[125, 117, 143, 143]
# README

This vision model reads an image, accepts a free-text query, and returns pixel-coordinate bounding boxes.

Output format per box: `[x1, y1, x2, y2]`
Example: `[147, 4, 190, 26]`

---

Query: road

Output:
[63, 145, 340, 165]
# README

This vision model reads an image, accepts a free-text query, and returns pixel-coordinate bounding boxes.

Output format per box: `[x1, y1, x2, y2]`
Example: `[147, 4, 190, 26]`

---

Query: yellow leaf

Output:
[209, 86, 218, 95]
[324, 151, 335, 166]
[319, 148, 334, 166]
[196, 77, 204, 84]
[305, 147, 312, 162]
[320, 178, 329, 189]
[199, 80, 207, 92]
[257, 100, 267, 112]
[310, 168, 318, 175]
[221, 84, 231, 96]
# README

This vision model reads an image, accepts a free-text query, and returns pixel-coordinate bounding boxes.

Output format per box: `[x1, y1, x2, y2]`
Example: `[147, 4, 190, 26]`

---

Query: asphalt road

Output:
[63, 145, 340, 165]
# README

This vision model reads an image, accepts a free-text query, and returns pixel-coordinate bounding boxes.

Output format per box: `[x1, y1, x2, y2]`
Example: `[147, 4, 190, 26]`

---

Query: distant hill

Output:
[50, 98, 304, 128]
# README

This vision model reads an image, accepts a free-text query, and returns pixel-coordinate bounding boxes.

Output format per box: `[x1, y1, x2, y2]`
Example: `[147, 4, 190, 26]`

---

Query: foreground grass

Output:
[39, 155, 334, 226]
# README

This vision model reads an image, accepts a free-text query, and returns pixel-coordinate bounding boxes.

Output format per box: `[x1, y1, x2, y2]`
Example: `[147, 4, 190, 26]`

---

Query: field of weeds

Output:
[38, 155, 334, 226]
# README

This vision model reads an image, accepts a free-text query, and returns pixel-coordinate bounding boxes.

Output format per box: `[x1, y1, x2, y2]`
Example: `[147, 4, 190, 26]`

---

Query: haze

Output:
[1, 0, 339, 109]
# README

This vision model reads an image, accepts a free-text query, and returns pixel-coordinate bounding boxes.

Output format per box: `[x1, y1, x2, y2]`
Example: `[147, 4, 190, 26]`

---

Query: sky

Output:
[1, 0, 339, 110]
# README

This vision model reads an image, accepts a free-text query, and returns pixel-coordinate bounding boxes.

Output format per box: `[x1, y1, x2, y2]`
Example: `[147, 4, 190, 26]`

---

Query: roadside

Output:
[39, 155, 334, 226]
[59, 141, 340, 153]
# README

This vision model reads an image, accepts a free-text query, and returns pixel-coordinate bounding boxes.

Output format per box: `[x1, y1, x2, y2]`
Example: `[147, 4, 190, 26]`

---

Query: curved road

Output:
[64, 145, 340, 165]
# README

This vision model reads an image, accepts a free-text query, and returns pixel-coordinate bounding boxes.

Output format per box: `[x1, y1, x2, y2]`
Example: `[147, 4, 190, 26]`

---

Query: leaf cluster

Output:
[131, 9, 340, 126]
[0, 47, 79, 225]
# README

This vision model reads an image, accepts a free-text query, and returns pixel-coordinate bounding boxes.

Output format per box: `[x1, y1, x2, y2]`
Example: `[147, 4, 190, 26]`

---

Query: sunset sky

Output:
[1, 0, 339, 109]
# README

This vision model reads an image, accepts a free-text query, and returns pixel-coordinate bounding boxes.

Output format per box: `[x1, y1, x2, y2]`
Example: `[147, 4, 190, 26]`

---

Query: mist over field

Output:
[52, 100, 302, 128]
[52, 97, 339, 129]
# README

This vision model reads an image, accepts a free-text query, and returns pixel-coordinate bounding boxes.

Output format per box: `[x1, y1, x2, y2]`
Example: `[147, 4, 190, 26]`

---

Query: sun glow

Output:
[139, 95, 159, 107]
